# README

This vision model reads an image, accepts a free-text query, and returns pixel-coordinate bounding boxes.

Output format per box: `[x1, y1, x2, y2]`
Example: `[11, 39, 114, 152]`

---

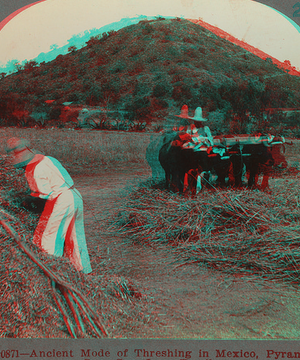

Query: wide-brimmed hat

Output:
[6, 137, 36, 168]
[174, 105, 190, 119]
[188, 107, 207, 122]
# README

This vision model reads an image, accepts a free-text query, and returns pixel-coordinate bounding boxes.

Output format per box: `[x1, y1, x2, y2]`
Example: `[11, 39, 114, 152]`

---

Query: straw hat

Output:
[174, 105, 190, 118]
[188, 107, 207, 122]
[6, 137, 36, 168]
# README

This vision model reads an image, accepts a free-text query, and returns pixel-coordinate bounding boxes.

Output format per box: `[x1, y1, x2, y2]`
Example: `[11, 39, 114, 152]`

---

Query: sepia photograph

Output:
[0, 0, 300, 353]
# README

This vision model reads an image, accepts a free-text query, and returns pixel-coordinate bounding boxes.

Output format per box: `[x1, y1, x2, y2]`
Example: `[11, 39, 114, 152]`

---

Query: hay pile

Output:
[113, 177, 300, 284]
[0, 156, 152, 338]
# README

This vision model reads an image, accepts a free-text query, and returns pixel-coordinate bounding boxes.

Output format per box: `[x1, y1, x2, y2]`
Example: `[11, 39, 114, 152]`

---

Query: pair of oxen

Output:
[157, 132, 288, 194]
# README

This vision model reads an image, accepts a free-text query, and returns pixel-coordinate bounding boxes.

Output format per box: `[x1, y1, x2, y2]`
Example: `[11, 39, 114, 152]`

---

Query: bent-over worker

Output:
[5, 138, 92, 274]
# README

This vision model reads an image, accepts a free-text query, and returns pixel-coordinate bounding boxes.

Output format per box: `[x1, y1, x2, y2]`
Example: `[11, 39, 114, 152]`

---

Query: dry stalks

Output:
[112, 177, 300, 284]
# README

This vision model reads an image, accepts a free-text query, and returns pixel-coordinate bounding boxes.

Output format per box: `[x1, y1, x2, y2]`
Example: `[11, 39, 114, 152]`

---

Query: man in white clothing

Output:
[5, 137, 92, 274]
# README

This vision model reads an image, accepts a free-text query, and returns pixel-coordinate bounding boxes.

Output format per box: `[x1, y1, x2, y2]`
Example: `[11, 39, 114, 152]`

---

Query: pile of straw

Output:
[0, 157, 151, 338]
[113, 177, 300, 284]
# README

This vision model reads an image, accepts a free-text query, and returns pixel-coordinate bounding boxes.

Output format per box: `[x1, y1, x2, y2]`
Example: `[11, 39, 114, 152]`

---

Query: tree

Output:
[68, 46, 77, 53]
[0, 92, 34, 126]
[172, 83, 192, 103]
[86, 36, 100, 47]
[153, 83, 172, 98]
[24, 60, 38, 72]
[14, 62, 23, 72]
[125, 96, 151, 121]
[265, 57, 273, 65]
[5, 59, 19, 74]
[86, 84, 102, 106]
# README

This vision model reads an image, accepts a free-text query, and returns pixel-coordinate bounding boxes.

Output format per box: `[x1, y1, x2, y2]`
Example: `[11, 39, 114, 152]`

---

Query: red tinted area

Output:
[0, 1, 46, 31]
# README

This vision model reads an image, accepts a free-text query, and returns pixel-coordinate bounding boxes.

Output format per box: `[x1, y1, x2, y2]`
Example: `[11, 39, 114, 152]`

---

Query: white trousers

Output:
[33, 188, 92, 274]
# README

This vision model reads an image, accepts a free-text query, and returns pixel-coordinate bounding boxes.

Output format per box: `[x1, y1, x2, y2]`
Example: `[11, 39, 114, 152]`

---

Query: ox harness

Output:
[180, 134, 286, 193]
[190, 134, 285, 159]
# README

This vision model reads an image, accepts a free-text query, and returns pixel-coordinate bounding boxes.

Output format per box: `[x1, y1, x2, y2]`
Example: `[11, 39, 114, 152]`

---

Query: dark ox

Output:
[159, 133, 288, 194]
[158, 133, 242, 194]
[239, 138, 287, 190]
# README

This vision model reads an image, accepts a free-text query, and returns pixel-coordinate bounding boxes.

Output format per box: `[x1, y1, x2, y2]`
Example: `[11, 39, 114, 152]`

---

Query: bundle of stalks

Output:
[0, 204, 151, 338]
[0, 157, 151, 338]
[113, 177, 300, 284]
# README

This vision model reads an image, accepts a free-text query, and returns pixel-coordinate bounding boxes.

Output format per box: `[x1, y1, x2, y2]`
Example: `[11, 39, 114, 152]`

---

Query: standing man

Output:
[5, 137, 92, 274]
[182, 107, 214, 192]
[182, 106, 214, 149]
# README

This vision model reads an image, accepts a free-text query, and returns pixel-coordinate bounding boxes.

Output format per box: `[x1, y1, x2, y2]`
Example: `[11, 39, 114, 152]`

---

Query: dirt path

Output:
[73, 166, 300, 339]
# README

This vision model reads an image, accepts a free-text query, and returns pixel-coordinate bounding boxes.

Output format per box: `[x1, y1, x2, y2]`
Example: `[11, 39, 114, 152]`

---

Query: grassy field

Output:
[0, 128, 155, 174]
[1, 128, 299, 173]
[284, 139, 300, 169]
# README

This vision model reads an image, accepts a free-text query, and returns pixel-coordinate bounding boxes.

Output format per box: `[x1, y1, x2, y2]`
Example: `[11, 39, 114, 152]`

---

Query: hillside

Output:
[0, 18, 300, 133]
[190, 18, 300, 77]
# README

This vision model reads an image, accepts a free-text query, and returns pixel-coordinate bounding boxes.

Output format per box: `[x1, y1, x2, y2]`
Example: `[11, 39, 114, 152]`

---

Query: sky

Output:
[0, 0, 300, 72]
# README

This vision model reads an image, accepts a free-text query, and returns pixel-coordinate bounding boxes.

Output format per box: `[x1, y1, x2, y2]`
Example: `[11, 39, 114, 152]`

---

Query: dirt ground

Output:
[73, 164, 300, 339]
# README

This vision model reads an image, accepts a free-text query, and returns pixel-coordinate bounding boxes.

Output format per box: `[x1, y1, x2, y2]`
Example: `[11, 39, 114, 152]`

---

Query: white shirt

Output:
[182, 124, 214, 149]
[25, 155, 74, 201]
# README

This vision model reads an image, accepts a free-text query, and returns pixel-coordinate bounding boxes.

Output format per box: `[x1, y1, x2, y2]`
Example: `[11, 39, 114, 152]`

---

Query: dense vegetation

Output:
[0, 18, 300, 135]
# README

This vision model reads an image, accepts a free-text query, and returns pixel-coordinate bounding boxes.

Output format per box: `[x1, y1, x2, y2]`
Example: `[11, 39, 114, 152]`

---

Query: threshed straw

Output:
[0, 211, 107, 338]
[112, 176, 300, 284]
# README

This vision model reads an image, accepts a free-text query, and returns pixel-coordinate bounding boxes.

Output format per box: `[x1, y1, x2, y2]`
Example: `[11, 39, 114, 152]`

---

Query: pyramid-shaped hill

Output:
[1, 18, 300, 125]
[189, 18, 300, 77]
